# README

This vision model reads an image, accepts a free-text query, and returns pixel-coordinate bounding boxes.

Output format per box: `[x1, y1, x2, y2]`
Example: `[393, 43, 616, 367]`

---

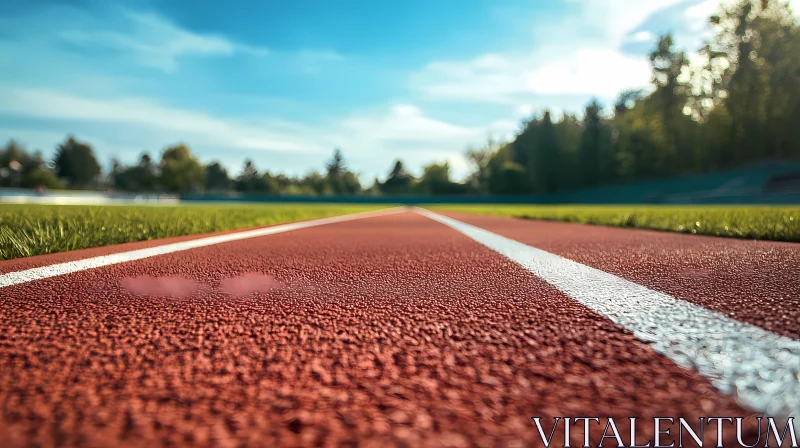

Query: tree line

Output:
[2, 0, 798, 196]
[0, 139, 367, 195]
[462, 0, 800, 195]
[0, 135, 469, 196]
[109, 145, 365, 196]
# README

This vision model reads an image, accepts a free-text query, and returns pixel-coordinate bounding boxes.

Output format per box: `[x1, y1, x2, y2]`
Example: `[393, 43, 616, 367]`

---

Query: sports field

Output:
[0, 203, 798, 446]
[2, 203, 798, 261]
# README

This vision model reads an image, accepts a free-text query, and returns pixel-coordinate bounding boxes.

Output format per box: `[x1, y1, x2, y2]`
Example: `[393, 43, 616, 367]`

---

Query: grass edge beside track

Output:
[0, 203, 389, 261]
[429, 204, 800, 243]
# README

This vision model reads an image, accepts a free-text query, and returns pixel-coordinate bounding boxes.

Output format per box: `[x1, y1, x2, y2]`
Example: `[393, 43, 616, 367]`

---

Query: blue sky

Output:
[1, 0, 794, 182]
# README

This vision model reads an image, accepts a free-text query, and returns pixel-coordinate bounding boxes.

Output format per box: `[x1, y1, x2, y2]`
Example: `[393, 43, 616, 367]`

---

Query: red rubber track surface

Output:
[0, 212, 759, 447]
[439, 211, 800, 340]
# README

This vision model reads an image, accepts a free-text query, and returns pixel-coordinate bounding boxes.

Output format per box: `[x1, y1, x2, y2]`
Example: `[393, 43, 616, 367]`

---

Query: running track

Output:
[0, 207, 798, 447]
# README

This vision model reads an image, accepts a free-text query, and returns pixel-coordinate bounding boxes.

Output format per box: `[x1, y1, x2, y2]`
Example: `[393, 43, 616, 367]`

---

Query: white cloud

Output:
[59, 10, 269, 72]
[0, 87, 325, 154]
[340, 104, 477, 142]
[527, 48, 652, 97]
[558, 0, 687, 45]
[412, 0, 699, 106]
[414, 48, 651, 103]
[412, 57, 529, 104]
[627, 30, 656, 42]
[516, 104, 535, 116]
[446, 153, 472, 179]
[337, 103, 515, 152]
[334, 103, 516, 180]
[684, 0, 719, 24]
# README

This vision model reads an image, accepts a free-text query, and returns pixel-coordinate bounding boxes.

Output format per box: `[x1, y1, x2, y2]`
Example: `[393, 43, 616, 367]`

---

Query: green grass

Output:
[431, 204, 800, 242]
[3, 203, 796, 261]
[0, 203, 387, 261]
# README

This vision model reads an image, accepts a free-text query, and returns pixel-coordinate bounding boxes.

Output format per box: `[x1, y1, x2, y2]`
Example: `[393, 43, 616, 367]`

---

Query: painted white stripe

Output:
[0, 207, 405, 289]
[416, 208, 800, 421]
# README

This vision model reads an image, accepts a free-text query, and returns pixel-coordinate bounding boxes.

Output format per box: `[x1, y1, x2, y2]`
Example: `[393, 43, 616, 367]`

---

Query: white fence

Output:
[0, 189, 180, 205]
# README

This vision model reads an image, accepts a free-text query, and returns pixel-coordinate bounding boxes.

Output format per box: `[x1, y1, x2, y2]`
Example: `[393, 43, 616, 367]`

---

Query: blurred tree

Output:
[1, 141, 61, 189]
[326, 149, 345, 179]
[365, 177, 382, 195]
[159, 144, 205, 194]
[236, 159, 264, 193]
[136, 154, 159, 191]
[510, 117, 539, 193]
[53, 136, 101, 188]
[486, 144, 528, 195]
[109, 159, 125, 190]
[416, 162, 466, 195]
[4, 141, 40, 178]
[537, 111, 561, 193]
[509, 111, 564, 193]
[273, 173, 293, 192]
[579, 101, 612, 188]
[697, 0, 800, 165]
[465, 137, 498, 193]
[649, 35, 688, 115]
[611, 104, 669, 181]
[648, 34, 695, 173]
[300, 171, 331, 195]
[21, 167, 62, 189]
[554, 114, 582, 190]
[380, 160, 414, 194]
[112, 153, 160, 192]
[325, 148, 361, 194]
[0, 140, 30, 167]
[205, 162, 231, 192]
[416, 162, 449, 194]
[614, 90, 645, 117]
[259, 172, 280, 194]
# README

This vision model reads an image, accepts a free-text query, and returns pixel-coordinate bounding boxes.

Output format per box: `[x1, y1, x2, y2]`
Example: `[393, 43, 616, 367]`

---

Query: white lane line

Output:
[0, 207, 406, 289]
[416, 208, 800, 420]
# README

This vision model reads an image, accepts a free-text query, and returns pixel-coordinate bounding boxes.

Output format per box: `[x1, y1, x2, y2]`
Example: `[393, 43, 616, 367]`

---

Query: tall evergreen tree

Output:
[579, 101, 606, 188]
[538, 111, 561, 193]
[325, 148, 361, 194]
[381, 160, 414, 195]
